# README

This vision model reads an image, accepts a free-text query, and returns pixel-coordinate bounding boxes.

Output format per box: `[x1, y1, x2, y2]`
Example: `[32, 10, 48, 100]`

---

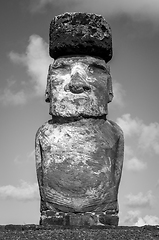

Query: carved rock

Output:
[35, 12, 124, 227]
[45, 56, 113, 116]
[49, 12, 112, 63]
[36, 117, 123, 212]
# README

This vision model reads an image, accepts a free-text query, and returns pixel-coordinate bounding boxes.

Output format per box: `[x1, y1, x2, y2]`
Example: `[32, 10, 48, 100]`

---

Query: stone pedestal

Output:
[40, 210, 119, 227]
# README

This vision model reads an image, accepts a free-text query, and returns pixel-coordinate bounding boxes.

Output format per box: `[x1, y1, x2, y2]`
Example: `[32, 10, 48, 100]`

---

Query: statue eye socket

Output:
[89, 63, 107, 72]
[53, 63, 70, 69]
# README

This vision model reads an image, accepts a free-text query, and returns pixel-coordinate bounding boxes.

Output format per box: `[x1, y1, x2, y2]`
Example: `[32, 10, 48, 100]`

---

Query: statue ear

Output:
[107, 74, 114, 103]
[45, 64, 52, 103]
[45, 89, 50, 103]
[108, 92, 113, 103]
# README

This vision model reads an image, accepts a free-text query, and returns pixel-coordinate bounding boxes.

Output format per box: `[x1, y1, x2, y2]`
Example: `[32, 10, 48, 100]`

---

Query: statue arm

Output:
[35, 129, 46, 212]
[115, 129, 124, 189]
[35, 130, 42, 185]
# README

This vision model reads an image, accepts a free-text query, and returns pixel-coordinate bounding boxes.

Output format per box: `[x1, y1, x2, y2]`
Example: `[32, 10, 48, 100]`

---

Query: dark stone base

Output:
[0, 225, 158, 240]
[40, 211, 119, 227]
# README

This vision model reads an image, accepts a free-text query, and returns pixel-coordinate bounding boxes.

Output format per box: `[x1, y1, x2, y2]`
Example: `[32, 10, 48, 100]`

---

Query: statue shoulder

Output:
[35, 120, 53, 140]
[106, 119, 124, 138]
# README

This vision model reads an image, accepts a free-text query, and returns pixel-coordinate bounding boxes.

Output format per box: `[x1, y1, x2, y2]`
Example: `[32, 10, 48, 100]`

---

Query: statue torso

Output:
[36, 118, 121, 212]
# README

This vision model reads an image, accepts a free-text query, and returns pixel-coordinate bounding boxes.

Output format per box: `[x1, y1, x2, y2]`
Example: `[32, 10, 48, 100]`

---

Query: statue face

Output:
[46, 56, 113, 117]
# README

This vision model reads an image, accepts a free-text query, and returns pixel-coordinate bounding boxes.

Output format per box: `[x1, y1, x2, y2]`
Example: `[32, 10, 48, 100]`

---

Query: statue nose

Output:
[68, 72, 91, 94]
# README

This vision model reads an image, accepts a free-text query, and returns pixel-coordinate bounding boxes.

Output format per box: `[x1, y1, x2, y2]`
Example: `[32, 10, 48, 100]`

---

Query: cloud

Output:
[30, 0, 80, 13]
[123, 210, 159, 226]
[117, 114, 159, 155]
[0, 181, 39, 201]
[30, 0, 57, 12]
[0, 88, 27, 106]
[124, 145, 147, 171]
[139, 122, 159, 154]
[123, 145, 147, 171]
[30, 0, 159, 24]
[123, 210, 141, 225]
[134, 215, 159, 226]
[125, 157, 147, 172]
[124, 145, 134, 157]
[9, 35, 52, 97]
[126, 191, 154, 209]
[117, 114, 142, 137]
[26, 150, 35, 162]
[111, 81, 125, 108]
[27, 150, 35, 160]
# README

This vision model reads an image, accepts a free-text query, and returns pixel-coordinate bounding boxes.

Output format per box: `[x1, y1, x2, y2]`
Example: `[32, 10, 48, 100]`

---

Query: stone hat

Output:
[49, 12, 112, 63]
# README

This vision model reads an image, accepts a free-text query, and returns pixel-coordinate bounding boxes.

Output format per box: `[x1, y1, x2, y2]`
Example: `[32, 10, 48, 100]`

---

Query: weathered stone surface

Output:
[35, 55, 124, 226]
[45, 56, 113, 116]
[49, 12, 112, 63]
[40, 210, 119, 227]
[35, 13, 124, 227]
[35, 116, 123, 213]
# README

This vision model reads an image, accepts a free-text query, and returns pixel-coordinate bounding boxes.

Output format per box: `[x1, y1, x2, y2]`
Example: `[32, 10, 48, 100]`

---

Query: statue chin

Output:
[49, 98, 108, 117]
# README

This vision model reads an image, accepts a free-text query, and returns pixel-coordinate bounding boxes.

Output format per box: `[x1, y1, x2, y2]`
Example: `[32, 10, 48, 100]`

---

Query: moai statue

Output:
[35, 12, 124, 227]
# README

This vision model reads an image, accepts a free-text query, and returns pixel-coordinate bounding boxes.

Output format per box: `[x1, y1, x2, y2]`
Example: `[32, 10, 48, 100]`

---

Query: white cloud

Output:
[27, 150, 35, 161]
[0, 88, 27, 106]
[126, 191, 154, 208]
[28, 150, 35, 158]
[117, 114, 142, 137]
[0, 181, 39, 201]
[125, 157, 147, 172]
[123, 210, 159, 226]
[9, 35, 52, 97]
[30, 0, 159, 24]
[30, 0, 55, 12]
[135, 215, 159, 226]
[123, 210, 141, 225]
[112, 81, 125, 108]
[123, 145, 147, 171]
[117, 114, 159, 155]
[124, 145, 133, 158]
[139, 122, 159, 154]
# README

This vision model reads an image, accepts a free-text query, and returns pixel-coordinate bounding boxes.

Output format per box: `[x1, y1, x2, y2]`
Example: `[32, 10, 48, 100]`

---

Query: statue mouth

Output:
[51, 114, 107, 124]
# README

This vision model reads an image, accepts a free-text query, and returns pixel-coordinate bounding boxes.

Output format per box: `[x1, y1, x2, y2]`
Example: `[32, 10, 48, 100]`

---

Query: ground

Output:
[0, 225, 159, 240]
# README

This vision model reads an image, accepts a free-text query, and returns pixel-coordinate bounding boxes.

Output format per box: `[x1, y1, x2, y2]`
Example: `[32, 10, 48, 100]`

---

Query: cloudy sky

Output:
[0, 0, 159, 226]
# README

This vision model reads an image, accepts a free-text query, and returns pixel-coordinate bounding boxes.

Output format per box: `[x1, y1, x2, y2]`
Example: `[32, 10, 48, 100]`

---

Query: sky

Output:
[0, 0, 159, 226]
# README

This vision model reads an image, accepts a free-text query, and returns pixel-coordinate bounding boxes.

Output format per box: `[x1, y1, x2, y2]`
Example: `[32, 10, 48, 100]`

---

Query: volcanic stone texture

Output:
[0, 225, 159, 240]
[40, 210, 119, 227]
[35, 117, 124, 226]
[49, 12, 112, 63]
[45, 56, 113, 117]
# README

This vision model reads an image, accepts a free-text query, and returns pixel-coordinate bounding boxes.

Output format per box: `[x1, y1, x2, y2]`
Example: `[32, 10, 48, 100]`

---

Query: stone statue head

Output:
[45, 12, 113, 117]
